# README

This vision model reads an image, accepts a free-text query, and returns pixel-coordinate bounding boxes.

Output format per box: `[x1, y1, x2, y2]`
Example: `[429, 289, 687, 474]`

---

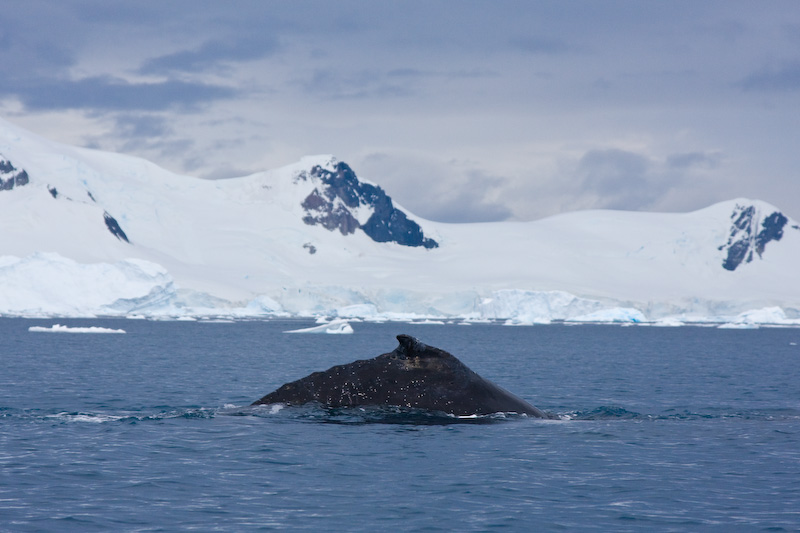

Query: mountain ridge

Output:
[1, 116, 798, 321]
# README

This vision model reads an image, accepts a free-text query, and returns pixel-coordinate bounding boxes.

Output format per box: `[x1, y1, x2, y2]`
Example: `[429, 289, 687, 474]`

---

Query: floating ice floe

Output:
[652, 317, 685, 327]
[28, 324, 126, 334]
[503, 317, 552, 326]
[284, 319, 354, 334]
[717, 322, 760, 329]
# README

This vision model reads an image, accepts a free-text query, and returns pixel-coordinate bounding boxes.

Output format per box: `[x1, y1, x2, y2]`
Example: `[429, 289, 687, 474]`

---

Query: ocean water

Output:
[1, 318, 799, 531]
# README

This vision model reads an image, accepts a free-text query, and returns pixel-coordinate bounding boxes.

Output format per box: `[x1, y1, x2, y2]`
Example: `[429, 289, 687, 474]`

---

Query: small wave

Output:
[566, 406, 643, 420]
[0, 410, 129, 424]
[47, 412, 127, 423]
[1, 407, 223, 424]
[657, 408, 800, 421]
[7, 405, 796, 426]
[246, 403, 535, 425]
[117, 408, 219, 422]
[561, 406, 800, 422]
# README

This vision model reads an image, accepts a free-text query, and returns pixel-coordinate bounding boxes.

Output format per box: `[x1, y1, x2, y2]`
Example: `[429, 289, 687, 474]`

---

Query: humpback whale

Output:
[253, 334, 555, 418]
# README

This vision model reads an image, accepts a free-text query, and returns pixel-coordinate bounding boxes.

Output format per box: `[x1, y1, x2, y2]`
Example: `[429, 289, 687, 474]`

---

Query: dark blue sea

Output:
[2, 318, 799, 531]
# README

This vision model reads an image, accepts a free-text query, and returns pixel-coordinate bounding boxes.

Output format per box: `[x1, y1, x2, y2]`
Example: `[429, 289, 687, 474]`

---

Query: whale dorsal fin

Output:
[396, 334, 447, 359]
[397, 334, 423, 354]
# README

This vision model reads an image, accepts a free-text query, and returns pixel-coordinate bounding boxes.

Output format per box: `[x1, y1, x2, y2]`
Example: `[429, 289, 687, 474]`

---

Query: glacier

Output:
[1, 116, 800, 325]
[2, 250, 798, 326]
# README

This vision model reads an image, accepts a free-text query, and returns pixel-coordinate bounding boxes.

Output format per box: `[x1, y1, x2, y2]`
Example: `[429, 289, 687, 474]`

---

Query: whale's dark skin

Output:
[252, 334, 555, 418]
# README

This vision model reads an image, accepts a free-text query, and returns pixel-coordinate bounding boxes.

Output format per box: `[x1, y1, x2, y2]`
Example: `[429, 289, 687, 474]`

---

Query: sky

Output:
[1, 1, 799, 222]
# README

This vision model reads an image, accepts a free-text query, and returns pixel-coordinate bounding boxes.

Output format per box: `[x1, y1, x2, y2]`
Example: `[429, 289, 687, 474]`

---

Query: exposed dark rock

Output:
[0, 156, 29, 190]
[303, 242, 317, 255]
[722, 240, 751, 271]
[103, 211, 130, 243]
[732, 205, 754, 231]
[14, 170, 28, 187]
[362, 199, 438, 249]
[755, 212, 788, 256]
[299, 161, 438, 249]
[48, 186, 58, 198]
[301, 188, 360, 235]
[720, 204, 788, 271]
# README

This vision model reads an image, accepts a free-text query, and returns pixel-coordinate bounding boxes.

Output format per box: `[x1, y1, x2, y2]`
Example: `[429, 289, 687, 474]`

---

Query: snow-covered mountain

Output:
[1, 116, 799, 324]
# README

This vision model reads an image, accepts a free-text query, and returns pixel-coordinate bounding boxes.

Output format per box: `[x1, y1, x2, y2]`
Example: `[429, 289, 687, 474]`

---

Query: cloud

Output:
[357, 145, 733, 223]
[358, 153, 511, 223]
[739, 61, 800, 91]
[139, 37, 280, 75]
[567, 149, 693, 212]
[510, 36, 572, 55]
[296, 69, 413, 100]
[1, 2, 798, 225]
[0, 13, 76, 81]
[293, 65, 497, 103]
[536, 147, 732, 215]
[384, 67, 498, 79]
[424, 175, 513, 222]
[666, 151, 720, 170]
[5, 76, 237, 112]
[80, 114, 194, 164]
[576, 149, 653, 206]
[114, 114, 172, 138]
[200, 166, 259, 181]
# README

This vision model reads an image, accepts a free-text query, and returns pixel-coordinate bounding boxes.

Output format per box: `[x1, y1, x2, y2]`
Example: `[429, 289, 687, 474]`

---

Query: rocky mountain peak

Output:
[297, 160, 438, 249]
[0, 155, 29, 191]
[719, 202, 797, 271]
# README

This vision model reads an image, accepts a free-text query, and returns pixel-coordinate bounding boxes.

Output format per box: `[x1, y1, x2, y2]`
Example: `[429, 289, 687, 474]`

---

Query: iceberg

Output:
[717, 306, 800, 328]
[651, 317, 685, 327]
[567, 308, 647, 324]
[28, 324, 126, 334]
[479, 290, 606, 324]
[0, 253, 175, 317]
[284, 319, 354, 334]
